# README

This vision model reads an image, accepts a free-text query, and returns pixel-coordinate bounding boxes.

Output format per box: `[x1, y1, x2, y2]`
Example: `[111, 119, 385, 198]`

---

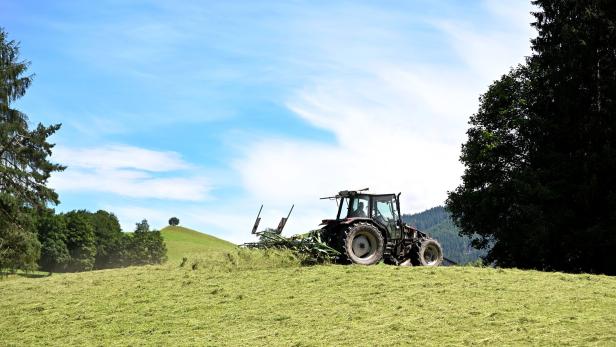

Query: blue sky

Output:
[1, 0, 535, 242]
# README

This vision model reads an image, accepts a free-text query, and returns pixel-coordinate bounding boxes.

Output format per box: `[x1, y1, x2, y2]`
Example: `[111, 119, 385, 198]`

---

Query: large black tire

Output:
[417, 239, 443, 266]
[342, 222, 384, 265]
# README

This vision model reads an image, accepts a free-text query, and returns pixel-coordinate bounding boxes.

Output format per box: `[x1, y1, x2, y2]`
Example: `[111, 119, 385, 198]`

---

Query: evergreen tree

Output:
[447, 1, 616, 274]
[0, 28, 64, 271]
[0, 195, 39, 271]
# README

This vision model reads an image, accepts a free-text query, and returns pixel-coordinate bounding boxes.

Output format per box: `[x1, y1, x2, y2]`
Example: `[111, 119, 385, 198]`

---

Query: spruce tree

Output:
[0, 28, 64, 271]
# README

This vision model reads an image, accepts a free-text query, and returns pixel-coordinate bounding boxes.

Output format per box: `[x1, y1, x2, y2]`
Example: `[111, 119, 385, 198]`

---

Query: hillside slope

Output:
[161, 225, 235, 262]
[1, 258, 615, 346]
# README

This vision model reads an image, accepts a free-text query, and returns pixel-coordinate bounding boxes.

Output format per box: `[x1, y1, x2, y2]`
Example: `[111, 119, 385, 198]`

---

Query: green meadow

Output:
[1, 228, 615, 346]
[160, 226, 235, 262]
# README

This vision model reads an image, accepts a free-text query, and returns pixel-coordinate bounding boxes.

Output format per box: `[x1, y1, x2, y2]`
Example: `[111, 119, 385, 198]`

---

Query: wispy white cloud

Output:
[230, 0, 536, 238]
[50, 145, 209, 201]
[86, 0, 536, 241]
[53, 145, 190, 172]
[24, 1, 537, 242]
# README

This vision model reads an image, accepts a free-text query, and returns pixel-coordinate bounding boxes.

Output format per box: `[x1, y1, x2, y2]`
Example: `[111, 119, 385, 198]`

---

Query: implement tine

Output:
[251, 204, 263, 234]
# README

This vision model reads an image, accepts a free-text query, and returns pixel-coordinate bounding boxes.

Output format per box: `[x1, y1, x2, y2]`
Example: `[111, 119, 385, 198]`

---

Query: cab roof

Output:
[320, 188, 397, 200]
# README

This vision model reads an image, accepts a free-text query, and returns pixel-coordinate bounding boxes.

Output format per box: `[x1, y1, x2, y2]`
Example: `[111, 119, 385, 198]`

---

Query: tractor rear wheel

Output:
[343, 222, 384, 265]
[417, 239, 443, 266]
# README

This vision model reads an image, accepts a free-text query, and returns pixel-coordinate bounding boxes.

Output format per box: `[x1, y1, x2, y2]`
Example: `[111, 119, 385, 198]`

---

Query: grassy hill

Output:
[1, 251, 615, 346]
[160, 225, 235, 262]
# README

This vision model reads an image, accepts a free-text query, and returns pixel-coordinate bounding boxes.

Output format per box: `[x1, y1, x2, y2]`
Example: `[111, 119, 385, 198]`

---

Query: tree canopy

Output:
[447, 0, 616, 274]
[168, 217, 180, 226]
[0, 28, 64, 271]
[36, 210, 167, 272]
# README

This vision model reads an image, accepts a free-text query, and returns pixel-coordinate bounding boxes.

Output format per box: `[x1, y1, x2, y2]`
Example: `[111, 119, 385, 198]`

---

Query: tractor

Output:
[318, 189, 443, 266]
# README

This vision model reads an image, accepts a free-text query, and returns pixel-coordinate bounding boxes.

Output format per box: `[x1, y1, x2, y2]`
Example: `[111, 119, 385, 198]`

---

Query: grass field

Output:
[2, 245, 616, 346]
[160, 225, 236, 262]
[2, 227, 615, 345]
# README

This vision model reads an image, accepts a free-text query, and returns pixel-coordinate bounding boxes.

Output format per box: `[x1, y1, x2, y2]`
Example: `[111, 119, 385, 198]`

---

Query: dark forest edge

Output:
[446, 1, 616, 275]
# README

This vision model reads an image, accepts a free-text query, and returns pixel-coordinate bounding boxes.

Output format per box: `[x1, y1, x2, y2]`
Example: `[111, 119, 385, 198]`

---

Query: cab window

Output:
[372, 197, 395, 224]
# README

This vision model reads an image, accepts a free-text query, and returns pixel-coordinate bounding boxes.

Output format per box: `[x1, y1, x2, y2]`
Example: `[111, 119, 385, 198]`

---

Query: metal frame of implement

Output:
[251, 204, 295, 235]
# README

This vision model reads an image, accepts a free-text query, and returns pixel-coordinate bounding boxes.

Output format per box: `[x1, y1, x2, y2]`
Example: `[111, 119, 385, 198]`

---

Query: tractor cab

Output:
[335, 191, 403, 241]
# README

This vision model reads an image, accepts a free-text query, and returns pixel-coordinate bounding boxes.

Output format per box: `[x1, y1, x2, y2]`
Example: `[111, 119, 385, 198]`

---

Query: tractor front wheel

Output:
[343, 222, 384, 265]
[417, 239, 443, 266]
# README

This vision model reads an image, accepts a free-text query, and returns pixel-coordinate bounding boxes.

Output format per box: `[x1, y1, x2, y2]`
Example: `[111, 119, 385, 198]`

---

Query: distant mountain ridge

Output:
[403, 206, 485, 264]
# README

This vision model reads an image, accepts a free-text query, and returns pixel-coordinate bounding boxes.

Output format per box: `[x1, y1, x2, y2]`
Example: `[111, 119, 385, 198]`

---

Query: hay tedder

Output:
[251, 188, 443, 266]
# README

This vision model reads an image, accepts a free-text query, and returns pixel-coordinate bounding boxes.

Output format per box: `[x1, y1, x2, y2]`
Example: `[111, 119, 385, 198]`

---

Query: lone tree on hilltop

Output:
[0, 28, 64, 271]
[168, 217, 180, 226]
